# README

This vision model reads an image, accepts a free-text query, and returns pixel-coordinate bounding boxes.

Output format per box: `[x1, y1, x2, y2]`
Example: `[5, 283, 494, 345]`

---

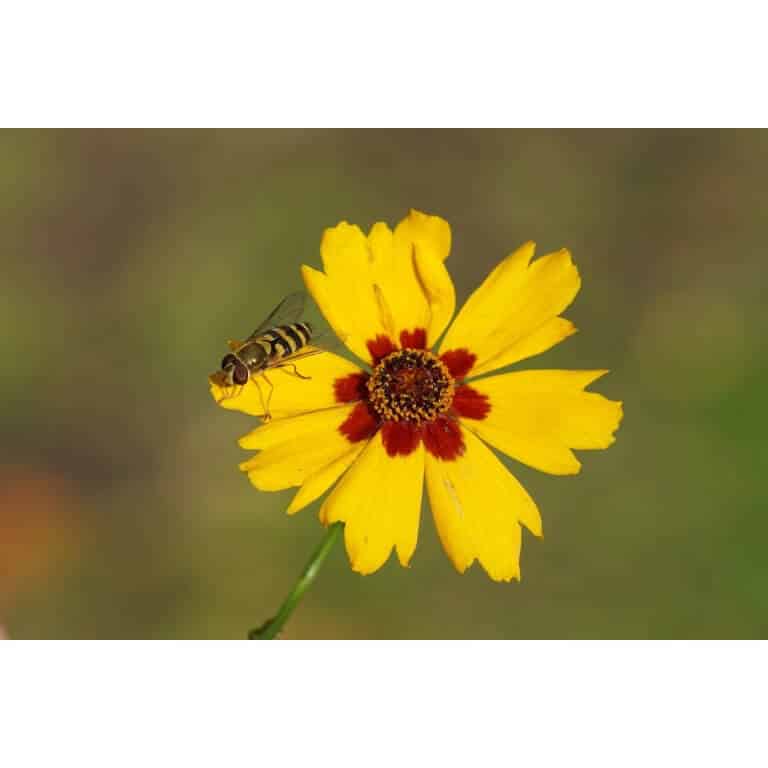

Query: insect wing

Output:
[247, 291, 306, 340]
[304, 329, 348, 356]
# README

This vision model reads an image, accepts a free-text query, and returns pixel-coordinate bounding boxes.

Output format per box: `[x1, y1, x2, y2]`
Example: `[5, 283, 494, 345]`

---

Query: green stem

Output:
[248, 522, 344, 640]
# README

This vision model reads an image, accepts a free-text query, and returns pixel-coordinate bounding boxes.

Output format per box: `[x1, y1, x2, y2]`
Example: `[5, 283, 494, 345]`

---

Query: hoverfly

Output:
[209, 291, 340, 420]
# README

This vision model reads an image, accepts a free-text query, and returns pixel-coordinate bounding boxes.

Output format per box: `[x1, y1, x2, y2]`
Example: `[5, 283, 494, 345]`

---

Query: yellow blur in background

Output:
[1, 129, 765, 638]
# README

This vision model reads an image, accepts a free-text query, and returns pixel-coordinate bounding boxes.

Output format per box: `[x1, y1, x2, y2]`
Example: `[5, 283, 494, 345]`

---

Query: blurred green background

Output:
[1, 129, 766, 639]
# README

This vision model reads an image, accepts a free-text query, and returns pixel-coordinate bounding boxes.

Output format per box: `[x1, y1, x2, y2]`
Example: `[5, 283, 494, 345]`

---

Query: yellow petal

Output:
[414, 247, 456, 346]
[465, 370, 623, 476]
[320, 430, 424, 574]
[301, 265, 384, 365]
[393, 208, 452, 263]
[425, 427, 538, 582]
[439, 242, 581, 377]
[303, 211, 453, 364]
[319, 221, 370, 276]
[472, 317, 577, 376]
[237, 406, 356, 491]
[370, 221, 430, 342]
[208, 350, 362, 419]
[286, 444, 366, 515]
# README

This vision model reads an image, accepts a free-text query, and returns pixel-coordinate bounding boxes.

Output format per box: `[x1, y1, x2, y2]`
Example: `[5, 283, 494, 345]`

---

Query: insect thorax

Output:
[237, 340, 270, 371]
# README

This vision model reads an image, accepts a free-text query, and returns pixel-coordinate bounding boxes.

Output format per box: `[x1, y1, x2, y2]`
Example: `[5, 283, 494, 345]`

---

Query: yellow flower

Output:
[210, 210, 623, 581]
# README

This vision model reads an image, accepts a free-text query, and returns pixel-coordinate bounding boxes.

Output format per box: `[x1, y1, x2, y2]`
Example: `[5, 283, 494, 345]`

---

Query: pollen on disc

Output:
[367, 349, 454, 425]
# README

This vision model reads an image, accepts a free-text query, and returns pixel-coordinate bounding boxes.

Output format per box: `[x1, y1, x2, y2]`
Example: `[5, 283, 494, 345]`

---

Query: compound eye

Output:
[221, 353, 237, 370]
[232, 363, 249, 385]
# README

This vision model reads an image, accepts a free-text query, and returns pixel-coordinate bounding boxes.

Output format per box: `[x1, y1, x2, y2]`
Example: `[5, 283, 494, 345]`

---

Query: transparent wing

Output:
[305, 329, 348, 355]
[247, 291, 306, 339]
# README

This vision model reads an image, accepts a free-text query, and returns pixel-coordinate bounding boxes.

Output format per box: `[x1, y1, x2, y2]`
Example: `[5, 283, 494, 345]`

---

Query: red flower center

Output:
[335, 329, 490, 461]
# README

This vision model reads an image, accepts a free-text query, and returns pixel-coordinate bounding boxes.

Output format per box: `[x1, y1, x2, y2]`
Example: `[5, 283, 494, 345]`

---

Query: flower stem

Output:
[248, 522, 344, 640]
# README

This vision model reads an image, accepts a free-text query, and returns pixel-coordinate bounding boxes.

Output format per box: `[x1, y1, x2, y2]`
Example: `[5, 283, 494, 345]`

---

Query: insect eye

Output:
[221, 353, 237, 369]
[233, 363, 249, 385]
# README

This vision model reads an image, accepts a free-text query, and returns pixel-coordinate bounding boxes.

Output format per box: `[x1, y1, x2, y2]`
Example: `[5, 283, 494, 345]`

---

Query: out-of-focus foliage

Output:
[1, 129, 766, 638]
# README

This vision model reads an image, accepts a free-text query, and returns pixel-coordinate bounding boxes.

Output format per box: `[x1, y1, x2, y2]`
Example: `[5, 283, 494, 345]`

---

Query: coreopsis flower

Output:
[210, 211, 622, 581]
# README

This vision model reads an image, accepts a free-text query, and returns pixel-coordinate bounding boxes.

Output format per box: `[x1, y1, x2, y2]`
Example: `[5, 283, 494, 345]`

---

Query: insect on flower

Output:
[210, 211, 623, 581]
[209, 291, 341, 420]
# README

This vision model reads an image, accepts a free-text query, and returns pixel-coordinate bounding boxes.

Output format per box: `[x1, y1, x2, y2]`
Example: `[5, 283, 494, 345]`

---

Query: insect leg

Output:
[275, 362, 312, 380]
[250, 376, 269, 420]
[217, 385, 238, 403]
[259, 371, 275, 421]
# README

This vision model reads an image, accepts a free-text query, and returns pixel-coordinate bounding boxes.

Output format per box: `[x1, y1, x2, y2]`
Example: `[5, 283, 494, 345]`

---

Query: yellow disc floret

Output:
[367, 349, 454, 425]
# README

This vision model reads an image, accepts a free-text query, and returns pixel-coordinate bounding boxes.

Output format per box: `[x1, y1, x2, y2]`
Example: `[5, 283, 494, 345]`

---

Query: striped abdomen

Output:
[244, 322, 313, 370]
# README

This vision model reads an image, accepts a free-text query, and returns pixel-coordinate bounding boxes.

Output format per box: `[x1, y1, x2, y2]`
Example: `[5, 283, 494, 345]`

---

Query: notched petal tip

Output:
[396, 209, 452, 262]
[482, 561, 521, 582]
[447, 557, 473, 576]
[368, 220, 393, 239]
[605, 400, 625, 443]
[559, 453, 583, 475]
[319, 221, 371, 277]
[580, 376, 624, 448]
[536, 244, 579, 273]
[321, 220, 360, 242]
[439, 542, 475, 576]
[511, 240, 537, 265]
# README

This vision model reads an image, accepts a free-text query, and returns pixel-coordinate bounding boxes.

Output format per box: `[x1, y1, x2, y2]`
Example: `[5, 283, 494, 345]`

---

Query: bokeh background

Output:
[2, 129, 766, 639]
